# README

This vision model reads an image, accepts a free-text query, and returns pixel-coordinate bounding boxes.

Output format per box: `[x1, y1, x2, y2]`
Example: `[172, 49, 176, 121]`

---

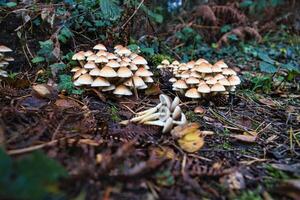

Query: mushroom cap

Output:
[106, 60, 120, 68]
[195, 62, 212, 73]
[132, 56, 148, 65]
[222, 68, 237, 75]
[4, 57, 14, 62]
[122, 57, 131, 63]
[129, 53, 139, 60]
[0, 45, 12, 52]
[96, 50, 107, 57]
[180, 71, 190, 78]
[0, 61, 9, 66]
[84, 61, 97, 69]
[84, 50, 94, 57]
[179, 65, 189, 71]
[99, 66, 118, 77]
[228, 75, 241, 85]
[206, 77, 217, 85]
[169, 77, 177, 83]
[198, 80, 206, 85]
[132, 76, 146, 87]
[143, 76, 154, 83]
[211, 83, 226, 92]
[137, 85, 148, 90]
[212, 65, 223, 73]
[72, 52, 85, 60]
[190, 71, 201, 78]
[197, 83, 211, 93]
[159, 94, 172, 109]
[172, 106, 182, 120]
[204, 75, 213, 81]
[95, 56, 108, 63]
[161, 59, 170, 65]
[143, 65, 150, 70]
[157, 64, 164, 69]
[214, 73, 225, 80]
[172, 60, 180, 66]
[74, 74, 93, 85]
[117, 67, 133, 78]
[119, 60, 130, 67]
[113, 85, 133, 96]
[71, 66, 81, 72]
[102, 85, 116, 92]
[214, 60, 228, 68]
[93, 43, 107, 51]
[162, 118, 174, 133]
[129, 63, 138, 71]
[195, 58, 209, 65]
[73, 68, 87, 79]
[117, 47, 131, 56]
[186, 77, 200, 85]
[185, 88, 201, 98]
[186, 61, 195, 69]
[173, 80, 188, 89]
[86, 54, 98, 61]
[135, 67, 153, 77]
[218, 78, 231, 86]
[89, 68, 102, 76]
[114, 45, 123, 50]
[106, 53, 118, 60]
[124, 78, 134, 87]
[91, 77, 110, 87]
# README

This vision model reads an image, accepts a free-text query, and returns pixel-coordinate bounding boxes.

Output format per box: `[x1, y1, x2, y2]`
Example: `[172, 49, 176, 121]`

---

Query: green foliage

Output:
[58, 27, 73, 44]
[100, 0, 122, 21]
[0, 149, 67, 200]
[234, 190, 262, 200]
[150, 54, 172, 66]
[58, 74, 83, 95]
[240, 0, 283, 15]
[110, 105, 121, 122]
[155, 170, 175, 187]
[32, 39, 55, 64]
[0, 1, 17, 7]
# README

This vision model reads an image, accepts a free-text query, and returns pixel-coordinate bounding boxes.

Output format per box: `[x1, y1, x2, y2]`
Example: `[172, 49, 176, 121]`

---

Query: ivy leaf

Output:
[257, 51, 275, 64]
[31, 56, 45, 63]
[58, 74, 83, 95]
[5, 2, 17, 7]
[259, 61, 277, 73]
[100, 0, 122, 21]
[141, 47, 154, 55]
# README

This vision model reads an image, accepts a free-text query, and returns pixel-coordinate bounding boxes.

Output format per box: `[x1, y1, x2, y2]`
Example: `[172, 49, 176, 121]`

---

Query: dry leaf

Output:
[32, 84, 57, 99]
[178, 132, 204, 153]
[145, 84, 161, 96]
[230, 134, 257, 143]
[171, 123, 200, 139]
[150, 146, 176, 160]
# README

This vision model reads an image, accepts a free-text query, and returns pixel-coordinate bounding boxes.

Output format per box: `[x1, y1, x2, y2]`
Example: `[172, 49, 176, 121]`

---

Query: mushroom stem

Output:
[144, 120, 165, 126]
[171, 97, 180, 111]
[136, 103, 162, 116]
[139, 113, 160, 123]
[173, 114, 187, 126]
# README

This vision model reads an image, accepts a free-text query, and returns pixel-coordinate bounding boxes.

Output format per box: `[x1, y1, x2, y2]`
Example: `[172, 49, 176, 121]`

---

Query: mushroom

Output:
[113, 85, 133, 96]
[144, 117, 174, 133]
[91, 77, 110, 87]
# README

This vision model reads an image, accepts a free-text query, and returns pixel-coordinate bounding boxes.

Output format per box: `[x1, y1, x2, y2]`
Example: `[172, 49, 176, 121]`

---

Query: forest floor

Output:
[1, 3, 300, 200]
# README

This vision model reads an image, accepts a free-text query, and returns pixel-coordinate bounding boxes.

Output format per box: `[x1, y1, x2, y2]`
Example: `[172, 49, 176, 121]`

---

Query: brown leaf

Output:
[145, 84, 161, 96]
[276, 180, 300, 199]
[230, 134, 257, 143]
[171, 123, 200, 139]
[54, 98, 80, 109]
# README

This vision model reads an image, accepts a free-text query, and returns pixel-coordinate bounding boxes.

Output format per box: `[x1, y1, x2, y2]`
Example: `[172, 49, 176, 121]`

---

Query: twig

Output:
[121, 0, 145, 30]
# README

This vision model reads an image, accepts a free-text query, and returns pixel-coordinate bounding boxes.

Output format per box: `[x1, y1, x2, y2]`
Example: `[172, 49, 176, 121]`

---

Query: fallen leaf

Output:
[32, 84, 57, 99]
[171, 123, 200, 139]
[275, 179, 300, 199]
[200, 131, 215, 136]
[221, 171, 245, 190]
[145, 84, 161, 96]
[150, 146, 176, 160]
[258, 97, 277, 107]
[230, 134, 257, 143]
[178, 132, 204, 153]
[54, 98, 80, 109]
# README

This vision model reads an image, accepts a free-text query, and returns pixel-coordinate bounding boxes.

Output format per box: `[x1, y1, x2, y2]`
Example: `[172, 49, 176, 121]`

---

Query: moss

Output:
[150, 54, 172, 67]
[110, 106, 121, 122]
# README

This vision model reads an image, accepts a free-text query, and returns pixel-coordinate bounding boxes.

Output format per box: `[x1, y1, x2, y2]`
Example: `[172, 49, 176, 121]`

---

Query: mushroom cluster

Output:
[0, 45, 14, 78]
[158, 59, 241, 99]
[71, 44, 154, 96]
[122, 94, 187, 133]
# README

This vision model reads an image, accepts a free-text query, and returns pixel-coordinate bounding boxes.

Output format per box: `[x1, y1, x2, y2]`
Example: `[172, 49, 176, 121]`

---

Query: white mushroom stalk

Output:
[121, 94, 188, 133]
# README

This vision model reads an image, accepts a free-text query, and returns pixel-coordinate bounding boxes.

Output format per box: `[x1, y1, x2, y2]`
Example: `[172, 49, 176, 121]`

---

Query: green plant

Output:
[0, 149, 67, 200]
[58, 74, 83, 95]
[234, 190, 263, 200]
[110, 105, 121, 122]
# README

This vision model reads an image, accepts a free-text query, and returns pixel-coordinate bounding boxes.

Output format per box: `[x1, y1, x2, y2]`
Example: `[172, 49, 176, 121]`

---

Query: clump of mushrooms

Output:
[158, 58, 241, 99]
[121, 94, 187, 133]
[0, 45, 14, 78]
[71, 44, 154, 97]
